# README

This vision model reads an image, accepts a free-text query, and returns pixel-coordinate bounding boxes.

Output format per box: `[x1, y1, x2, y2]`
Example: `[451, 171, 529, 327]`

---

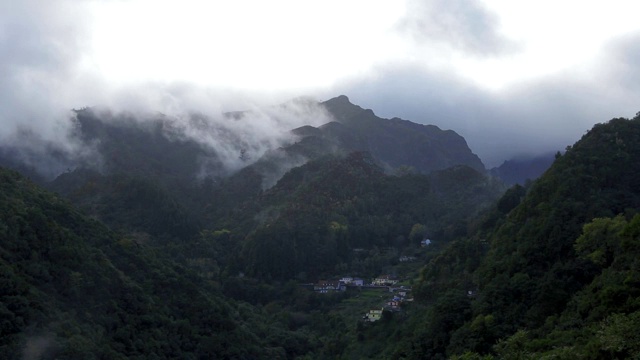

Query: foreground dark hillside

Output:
[15, 98, 640, 359]
[372, 115, 640, 359]
[3, 105, 639, 358]
[0, 168, 314, 359]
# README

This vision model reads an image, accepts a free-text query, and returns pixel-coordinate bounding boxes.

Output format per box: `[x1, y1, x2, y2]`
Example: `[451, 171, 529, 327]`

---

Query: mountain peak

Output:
[329, 94, 351, 103]
[322, 95, 365, 121]
[308, 95, 486, 173]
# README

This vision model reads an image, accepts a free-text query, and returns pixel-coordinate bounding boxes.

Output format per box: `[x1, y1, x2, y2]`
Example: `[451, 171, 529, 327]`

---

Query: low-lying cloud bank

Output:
[3, 0, 640, 174]
[0, 1, 334, 179]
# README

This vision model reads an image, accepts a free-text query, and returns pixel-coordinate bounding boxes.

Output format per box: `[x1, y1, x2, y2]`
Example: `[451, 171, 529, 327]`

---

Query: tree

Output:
[409, 223, 427, 243]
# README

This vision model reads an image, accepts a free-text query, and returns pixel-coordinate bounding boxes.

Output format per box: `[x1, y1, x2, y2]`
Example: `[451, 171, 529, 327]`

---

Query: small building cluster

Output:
[313, 280, 346, 293]
[310, 274, 414, 324]
[306, 242, 433, 324]
[362, 287, 413, 321]
[363, 308, 384, 322]
[313, 274, 403, 293]
[385, 288, 412, 311]
[340, 277, 364, 286]
[372, 274, 399, 286]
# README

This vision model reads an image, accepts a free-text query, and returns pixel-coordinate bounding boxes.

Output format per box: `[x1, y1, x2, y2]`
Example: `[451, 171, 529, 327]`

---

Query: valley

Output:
[1, 98, 639, 359]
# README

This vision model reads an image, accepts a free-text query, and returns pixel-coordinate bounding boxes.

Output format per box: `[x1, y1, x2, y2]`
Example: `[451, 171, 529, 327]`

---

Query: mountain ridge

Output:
[0, 95, 487, 185]
[3, 94, 640, 358]
[297, 95, 487, 174]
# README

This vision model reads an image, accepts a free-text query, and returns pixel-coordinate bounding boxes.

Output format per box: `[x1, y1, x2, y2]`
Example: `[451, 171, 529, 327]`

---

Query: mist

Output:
[0, 0, 332, 179]
[139, 95, 334, 177]
[3, 0, 640, 174]
[0, 0, 334, 180]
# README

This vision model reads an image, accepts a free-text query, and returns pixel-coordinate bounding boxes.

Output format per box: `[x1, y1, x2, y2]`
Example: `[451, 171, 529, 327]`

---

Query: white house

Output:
[363, 308, 384, 322]
[313, 280, 346, 293]
[372, 275, 399, 286]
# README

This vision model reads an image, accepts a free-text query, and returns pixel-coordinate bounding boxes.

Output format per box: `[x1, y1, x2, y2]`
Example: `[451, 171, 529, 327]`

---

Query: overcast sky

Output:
[2, 0, 640, 167]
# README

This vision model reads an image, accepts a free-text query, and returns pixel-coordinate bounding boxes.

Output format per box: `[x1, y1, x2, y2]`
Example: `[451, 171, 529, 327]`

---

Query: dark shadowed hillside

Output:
[0, 168, 271, 358]
[3, 96, 574, 359]
[39, 97, 498, 269]
[237, 152, 502, 281]
[0, 103, 507, 359]
[371, 114, 640, 359]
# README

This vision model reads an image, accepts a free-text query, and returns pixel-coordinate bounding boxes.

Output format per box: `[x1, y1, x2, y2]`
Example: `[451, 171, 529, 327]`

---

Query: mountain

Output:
[70, 108, 223, 184]
[2, 95, 544, 358]
[6, 95, 640, 358]
[40, 97, 497, 252]
[237, 152, 503, 281]
[35, 96, 485, 193]
[489, 152, 557, 185]
[287, 95, 486, 174]
[0, 98, 507, 358]
[367, 115, 640, 359]
[34, 98, 505, 293]
[0, 167, 301, 359]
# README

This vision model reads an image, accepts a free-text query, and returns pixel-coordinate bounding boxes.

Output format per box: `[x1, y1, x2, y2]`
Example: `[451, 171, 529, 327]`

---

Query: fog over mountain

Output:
[332, 65, 628, 167]
[5, 2, 640, 357]
[2, 0, 640, 168]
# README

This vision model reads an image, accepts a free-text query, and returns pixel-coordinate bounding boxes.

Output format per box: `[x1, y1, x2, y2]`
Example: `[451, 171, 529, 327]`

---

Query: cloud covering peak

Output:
[1, 0, 640, 169]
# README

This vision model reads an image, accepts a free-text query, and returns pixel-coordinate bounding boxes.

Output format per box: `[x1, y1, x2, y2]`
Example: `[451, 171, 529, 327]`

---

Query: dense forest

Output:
[390, 115, 640, 359]
[2, 101, 640, 358]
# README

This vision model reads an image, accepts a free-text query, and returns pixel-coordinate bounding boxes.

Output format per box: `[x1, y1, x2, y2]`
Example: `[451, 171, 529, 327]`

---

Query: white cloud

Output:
[397, 0, 515, 57]
[452, 0, 640, 90]
[87, 0, 404, 90]
[1, 0, 640, 171]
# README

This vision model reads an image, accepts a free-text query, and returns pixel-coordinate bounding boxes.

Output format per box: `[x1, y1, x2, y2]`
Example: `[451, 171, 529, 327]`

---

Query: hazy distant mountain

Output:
[0, 96, 486, 187]
[489, 152, 557, 185]
[287, 95, 486, 174]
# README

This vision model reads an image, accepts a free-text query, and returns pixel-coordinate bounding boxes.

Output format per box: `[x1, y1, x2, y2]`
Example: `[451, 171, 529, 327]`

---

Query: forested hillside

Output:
[4, 99, 639, 359]
[370, 115, 640, 359]
[44, 100, 502, 286]
[0, 167, 319, 359]
[238, 152, 501, 281]
[1, 99, 505, 359]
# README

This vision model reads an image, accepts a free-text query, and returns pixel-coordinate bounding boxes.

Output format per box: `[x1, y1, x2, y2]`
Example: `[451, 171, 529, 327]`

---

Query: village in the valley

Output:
[311, 274, 414, 322]
[301, 238, 434, 323]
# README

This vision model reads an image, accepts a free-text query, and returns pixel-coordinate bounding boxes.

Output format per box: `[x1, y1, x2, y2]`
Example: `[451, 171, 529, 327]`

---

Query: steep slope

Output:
[287, 95, 485, 174]
[237, 152, 503, 281]
[384, 115, 640, 359]
[49, 169, 200, 241]
[0, 167, 309, 359]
